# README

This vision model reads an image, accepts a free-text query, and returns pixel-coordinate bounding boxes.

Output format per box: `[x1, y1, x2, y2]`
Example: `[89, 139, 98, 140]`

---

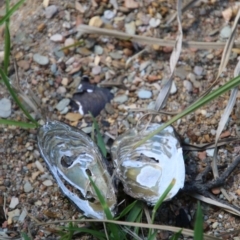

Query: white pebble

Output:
[212, 222, 219, 229]
[206, 148, 214, 157]
[183, 80, 193, 92]
[64, 38, 75, 50]
[92, 65, 101, 75]
[9, 197, 19, 209]
[149, 18, 161, 28]
[170, 81, 177, 94]
[193, 66, 203, 76]
[104, 10, 115, 19]
[50, 33, 64, 42]
[0, 98, 11, 118]
[43, 179, 53, 186]
[35, 161, 44, 172]
[125, 21, 136, 35]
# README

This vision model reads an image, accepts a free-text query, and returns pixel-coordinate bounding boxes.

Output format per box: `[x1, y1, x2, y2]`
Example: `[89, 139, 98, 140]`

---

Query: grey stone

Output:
[0, 98, 11, 118]
[53, 47, 64, 58]
[109, 51, 122, 60]
[175, 66, 188, 80]
[43, 180, 53, 186]
[45, 5, 58, 19]
[193, 66, 203, 76]
[50, 64, 58, 74]
[183, 80, 193, 92]
[125, 21, 136, 35]
[24, 181, 33, 193]
[94, 45, 103, 55]
[33, 53, 49, 66]
[55, 98, 70, 111]
[104, 10, 115, 20]
[137, 89, 152, 99]
[220, 25, 231, 39]
[105, 103, 115, 114]
[113, 95, 128, 103]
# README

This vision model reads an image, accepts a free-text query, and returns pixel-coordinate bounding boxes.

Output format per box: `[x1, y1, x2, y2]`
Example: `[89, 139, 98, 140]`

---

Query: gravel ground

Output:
[1, 0, 240, 239]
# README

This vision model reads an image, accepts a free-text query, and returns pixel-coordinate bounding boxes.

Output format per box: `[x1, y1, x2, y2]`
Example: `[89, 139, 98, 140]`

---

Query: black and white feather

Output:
[70, 76, 113, 117]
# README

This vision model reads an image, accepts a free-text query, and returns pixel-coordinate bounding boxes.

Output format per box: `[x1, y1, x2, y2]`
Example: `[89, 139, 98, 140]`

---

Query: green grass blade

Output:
[0, 118, 37, 128]
[148, 231, 157, 240]
[151, 179, 176, 223]
[88, 176, 113, 219]
[0, 68, 38, 125]
[148, 179, 175, 238]
[21, 232, 31, 240]
[170, 229, 183, 240]
[133, 75, 240, 149]
[126, 201, 143, 238]
[126, 201, 143, 222]
[88, 176, 121, 240]
[0, 0, 25, 25]
[90, 112, 107, 157]
[194, 202, 203, 240]
[114, 200, 138, 220]
[59, 226, 106, 240]
[4, 22, 10, 75]
[4, 0, 10, 75]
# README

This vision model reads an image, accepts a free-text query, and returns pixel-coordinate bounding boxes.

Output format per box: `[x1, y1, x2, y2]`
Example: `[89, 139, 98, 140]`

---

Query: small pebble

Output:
[183, 80, 193, 92]
[109, 51, 122, 60]
[92, 65, 101, 75]
[113, 95, 128, 103]
[45, 5, 58, 19]
[125, 0, 139, 9]
[137, 89, 152, 99]
[50, 33, 64, 42]
[0, 98, 11, 118]
[50, 64, 58, 74]
[57, 86, 67, 94]
[33, 53, 49, 66]
[60, 107, 69, 114]
[17, 60, 30, 71]
[89, 16, 103, 27]
[94, 45, 103, 55]
[35, 160, 44, 172]
[125, 21, 136, 35]
[43, 180, 53, 186]
[81, 126, 93, 134]
[34, 200, 42, 206]
[78, 47, 92, 56]
[149, 18, 161, 28]
[104, 10, 115, 19]
[193, 66, 203, 76]
[170, 81, 177, 94]
[61, 78, 69, 86]
[206, 148, 214, 157]
[175, 66, 188, 80]
[220, 25, 232, 39]
[31, 171, 41, 181]
[63, 22, 71, 29]
[212, 222, 219, 229]
[55, 98, 70, 111]
[9, 197, 19, 209]
[53, 47, 64, 58]
[24, 181, 33, 193]
[105, 103, 115, 114]
[65, 38, 75, 49]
